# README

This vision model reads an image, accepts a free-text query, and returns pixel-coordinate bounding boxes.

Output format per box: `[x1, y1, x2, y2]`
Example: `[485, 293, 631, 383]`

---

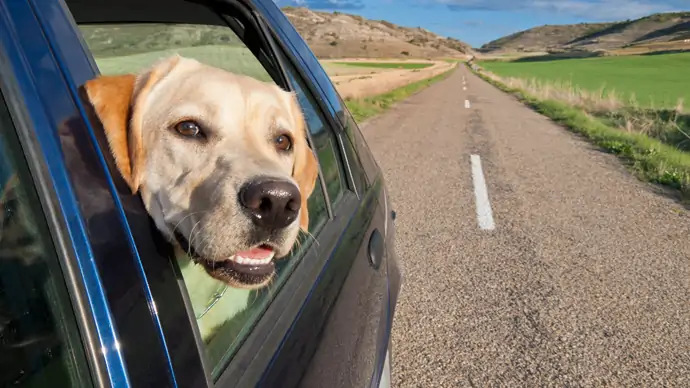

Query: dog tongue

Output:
[235, 246, 274, 260]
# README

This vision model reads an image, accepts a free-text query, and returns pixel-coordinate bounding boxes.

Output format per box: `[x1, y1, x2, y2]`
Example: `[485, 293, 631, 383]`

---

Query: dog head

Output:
[84, 55, 318, 289]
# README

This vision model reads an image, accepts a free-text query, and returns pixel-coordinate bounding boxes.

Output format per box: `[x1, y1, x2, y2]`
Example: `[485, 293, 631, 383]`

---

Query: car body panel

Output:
[253, 2, 399, 387]
[254, 3, 402, 387]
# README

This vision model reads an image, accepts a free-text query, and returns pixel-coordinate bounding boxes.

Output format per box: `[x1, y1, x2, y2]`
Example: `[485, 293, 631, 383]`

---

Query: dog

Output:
[84, 55, 319, 290]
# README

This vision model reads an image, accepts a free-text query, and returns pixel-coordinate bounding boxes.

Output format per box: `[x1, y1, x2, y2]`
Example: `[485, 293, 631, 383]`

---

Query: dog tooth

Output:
[229, 255, 274, 266]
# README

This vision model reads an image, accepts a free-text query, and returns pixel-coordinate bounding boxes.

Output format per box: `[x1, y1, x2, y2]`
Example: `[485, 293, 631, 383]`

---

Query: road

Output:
[362, 66, 690, 387]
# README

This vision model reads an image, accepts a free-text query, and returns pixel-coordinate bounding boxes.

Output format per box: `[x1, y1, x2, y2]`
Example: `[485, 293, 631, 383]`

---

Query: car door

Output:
[0, 1, 175, 387]
[252, 2, 394, 387]
[3, 1, 210, 386]
[49, 0, 387, 387]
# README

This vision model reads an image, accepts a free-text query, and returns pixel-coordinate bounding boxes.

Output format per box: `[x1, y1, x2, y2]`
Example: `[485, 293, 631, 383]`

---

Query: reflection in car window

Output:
[73, 10, 331, 380]
[285, 67, 347, 205]
[339, 97, 375, 191]
[0, 95, 91, 387]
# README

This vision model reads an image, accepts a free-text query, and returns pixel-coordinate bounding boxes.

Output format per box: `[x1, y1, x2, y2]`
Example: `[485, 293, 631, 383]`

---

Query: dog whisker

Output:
[171, 211, 207, 236]
[186, 220, 203, 258]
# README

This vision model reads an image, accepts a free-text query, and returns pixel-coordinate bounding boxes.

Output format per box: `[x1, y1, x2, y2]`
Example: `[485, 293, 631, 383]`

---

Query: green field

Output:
[79, 24, 272, 82]
[93, 45, 273, 82]
[479, 53, 690, 108]
[335, 61, 433, 69]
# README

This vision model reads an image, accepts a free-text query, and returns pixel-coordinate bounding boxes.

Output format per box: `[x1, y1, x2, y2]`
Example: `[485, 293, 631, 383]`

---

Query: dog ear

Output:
[84, 74, 138, 191]
[84, 55, 181, 193]
[286, 94, 319, 232]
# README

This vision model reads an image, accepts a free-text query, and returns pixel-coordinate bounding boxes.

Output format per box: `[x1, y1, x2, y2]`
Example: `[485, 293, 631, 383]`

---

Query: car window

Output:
[337, 100, 372, 194]
[0, 95, 92, 387]
[79, 22, 272, 82]
[284, 62, 348, 206]
[74, 11, 332, 380]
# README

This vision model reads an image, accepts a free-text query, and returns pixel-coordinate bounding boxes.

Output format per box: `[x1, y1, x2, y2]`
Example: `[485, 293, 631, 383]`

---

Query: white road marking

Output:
[463, 86, 467, 91]
[470, 154, 496, 230]
[464, 99, 471, 108]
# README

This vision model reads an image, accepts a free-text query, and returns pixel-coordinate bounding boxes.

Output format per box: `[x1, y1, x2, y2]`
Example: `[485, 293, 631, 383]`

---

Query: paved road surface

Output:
[363, 66, 690, 387]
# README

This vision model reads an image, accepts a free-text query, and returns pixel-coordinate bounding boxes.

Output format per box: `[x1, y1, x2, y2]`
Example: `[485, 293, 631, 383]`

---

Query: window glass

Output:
[74, 11, 331, 379]
[337, 103, 370, 194]
[284, 65, 348, 205]
[0, 95, 91, 387]
[176, 181, 327, 378]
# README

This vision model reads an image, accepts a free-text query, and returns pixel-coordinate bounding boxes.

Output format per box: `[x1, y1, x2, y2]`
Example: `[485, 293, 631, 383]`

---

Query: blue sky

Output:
[274, 0, 689, 47]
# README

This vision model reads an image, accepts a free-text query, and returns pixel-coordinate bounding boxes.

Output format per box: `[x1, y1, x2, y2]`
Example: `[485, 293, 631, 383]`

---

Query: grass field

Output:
[334, 62, 433, 69]
[479, 53, 690, 108]
[471, 60, 690, 201]
[93, 45, 273, 82]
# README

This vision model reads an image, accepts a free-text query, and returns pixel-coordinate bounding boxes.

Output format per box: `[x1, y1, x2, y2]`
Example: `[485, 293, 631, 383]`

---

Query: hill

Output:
[282, 7, 473, 59]
[79, 8, 473, 60]
[480, 11, 690, 54]
[480, 23, 615, 53]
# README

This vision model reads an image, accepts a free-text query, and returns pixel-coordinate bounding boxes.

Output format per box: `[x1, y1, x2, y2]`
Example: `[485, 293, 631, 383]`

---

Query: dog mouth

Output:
[173, 231, 277, 287]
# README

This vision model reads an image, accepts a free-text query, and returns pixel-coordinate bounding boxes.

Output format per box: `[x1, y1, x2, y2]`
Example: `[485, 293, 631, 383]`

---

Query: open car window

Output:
[68, 1, 343, 380]
[80, 22, 273, 83]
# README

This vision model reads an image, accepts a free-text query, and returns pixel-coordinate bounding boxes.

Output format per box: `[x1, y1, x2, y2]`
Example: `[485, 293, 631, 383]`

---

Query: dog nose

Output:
[239, 178, 302, 229]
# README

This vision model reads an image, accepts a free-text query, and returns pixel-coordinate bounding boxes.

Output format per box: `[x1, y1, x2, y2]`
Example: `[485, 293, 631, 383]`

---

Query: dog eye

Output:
[274, 134, 292, 152]
[175, 121, 202, 137]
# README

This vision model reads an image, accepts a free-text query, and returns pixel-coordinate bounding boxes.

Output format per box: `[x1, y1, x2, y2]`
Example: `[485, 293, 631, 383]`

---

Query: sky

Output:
[273, 0, 689, 47]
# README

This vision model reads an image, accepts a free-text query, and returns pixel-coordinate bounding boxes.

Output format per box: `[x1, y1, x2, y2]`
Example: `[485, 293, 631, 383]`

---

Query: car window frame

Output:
[26, 0, 219, 386]
[174, 3, 361, 384]
[0, 2, 124, 387]
[215, 8, 365, 387]
[57, 0, 362, 386]
[279, 54, 351, 207]
[250, 2, 368, 197]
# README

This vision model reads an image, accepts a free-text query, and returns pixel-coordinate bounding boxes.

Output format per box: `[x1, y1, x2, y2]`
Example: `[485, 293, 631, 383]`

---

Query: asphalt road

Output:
[362, 66, 690, 387]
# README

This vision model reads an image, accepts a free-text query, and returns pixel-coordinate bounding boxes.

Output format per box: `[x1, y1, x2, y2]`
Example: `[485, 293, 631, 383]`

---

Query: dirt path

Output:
[364, 66, 690, 387]
[323, 60, 456, 99]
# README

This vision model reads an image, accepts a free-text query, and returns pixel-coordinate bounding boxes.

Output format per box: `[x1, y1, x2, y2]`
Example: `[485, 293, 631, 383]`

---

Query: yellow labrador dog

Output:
[84, 55, 318, 290]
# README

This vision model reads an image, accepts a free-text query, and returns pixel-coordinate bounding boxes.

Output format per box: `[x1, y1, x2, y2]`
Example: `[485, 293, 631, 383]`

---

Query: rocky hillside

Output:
[480, 11, 690, 54]
[480, 23, 615, 53]
[282, 7, 473, 59]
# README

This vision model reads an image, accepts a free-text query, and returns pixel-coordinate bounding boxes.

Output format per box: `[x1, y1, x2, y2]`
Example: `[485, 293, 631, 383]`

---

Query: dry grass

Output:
[472, 64, 690, 199]
[484, 72, 690, 151]
[494, 74, 685, 114]
[331, 60, 456, 99]
[345, 69, 455, 122]
[612, 41, 690, 56]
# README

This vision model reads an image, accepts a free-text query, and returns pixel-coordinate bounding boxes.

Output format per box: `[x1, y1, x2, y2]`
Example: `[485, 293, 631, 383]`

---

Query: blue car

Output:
[0, 0, 400, 387]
